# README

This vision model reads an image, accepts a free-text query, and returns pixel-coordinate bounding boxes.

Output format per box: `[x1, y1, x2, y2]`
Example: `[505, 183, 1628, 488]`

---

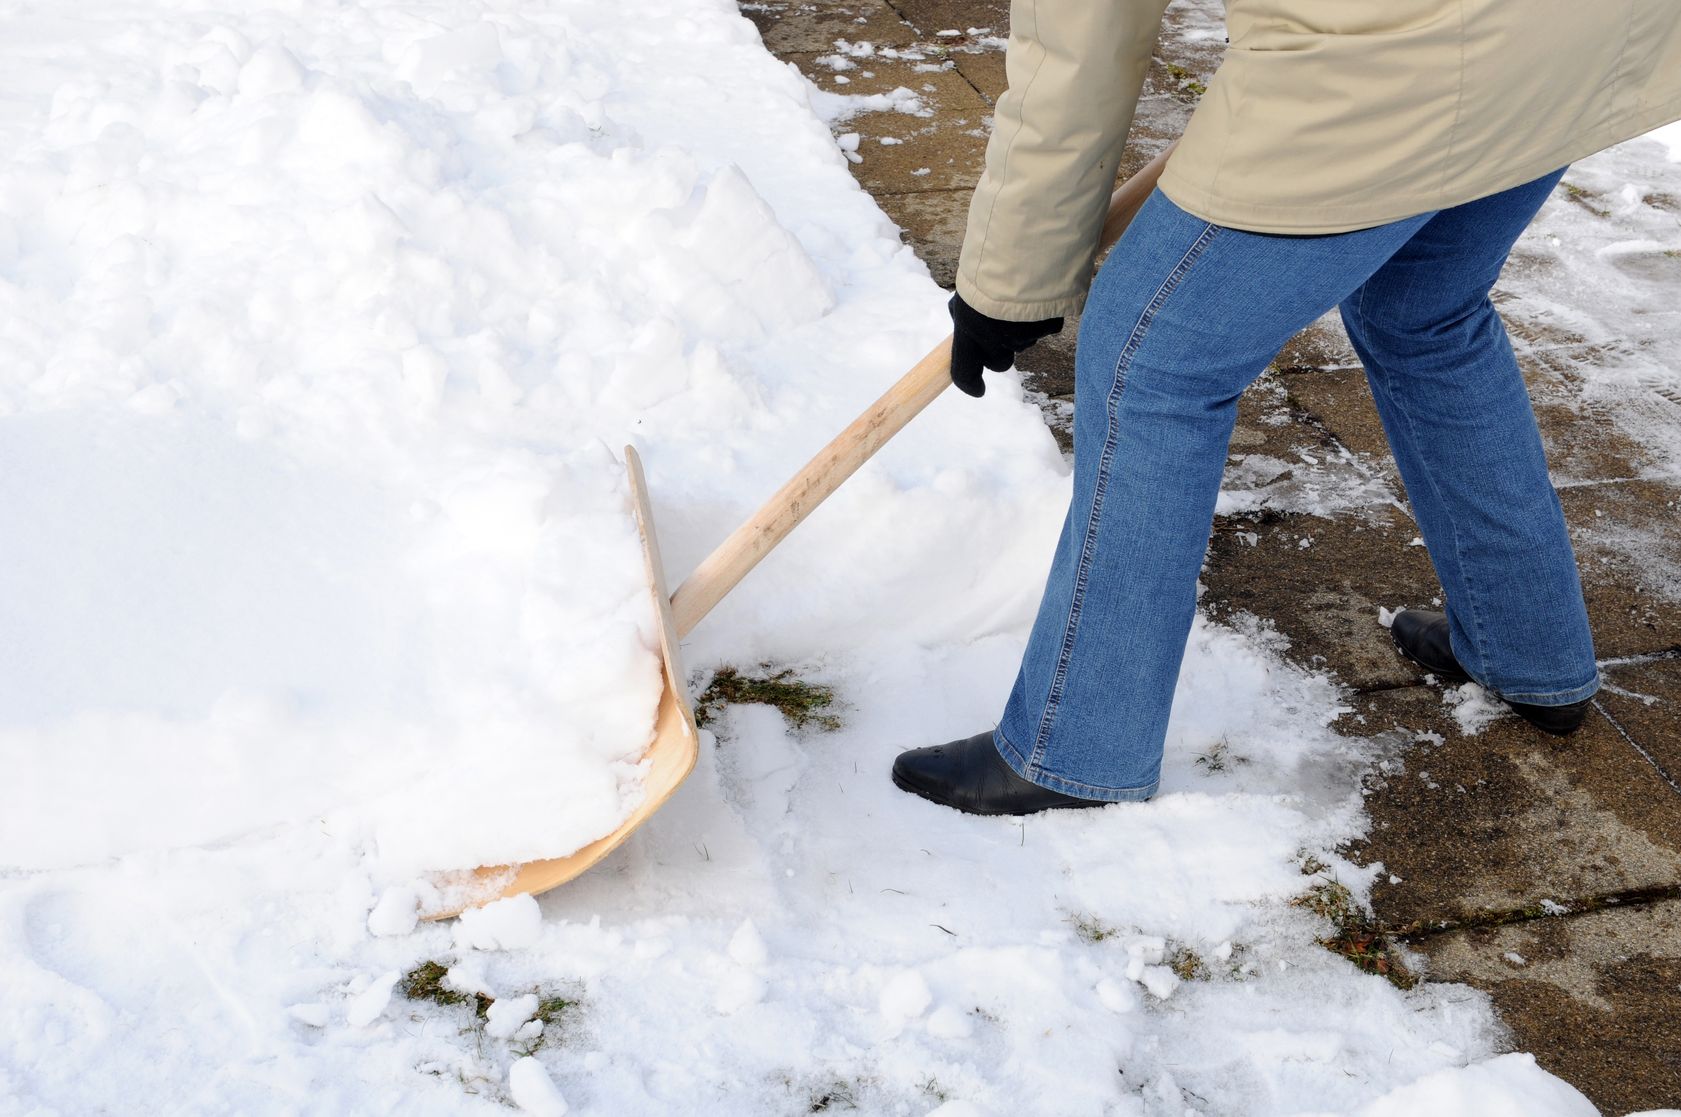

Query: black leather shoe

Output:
[1389, 609, 1593, 737]
[891, 731, 1112, 815]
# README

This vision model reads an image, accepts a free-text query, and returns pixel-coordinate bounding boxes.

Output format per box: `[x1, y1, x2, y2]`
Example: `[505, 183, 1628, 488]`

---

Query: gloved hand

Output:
[948, 293, 1064, 398]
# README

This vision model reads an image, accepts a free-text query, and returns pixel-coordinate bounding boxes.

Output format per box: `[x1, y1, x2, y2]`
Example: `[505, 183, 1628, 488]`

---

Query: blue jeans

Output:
[995, 171, 1600, 801]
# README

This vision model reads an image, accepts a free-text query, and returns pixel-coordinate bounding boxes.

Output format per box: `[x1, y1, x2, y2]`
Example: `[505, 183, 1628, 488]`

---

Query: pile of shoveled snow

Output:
[0, 0, 1059, 881]
[0, 0, 1658, 1114]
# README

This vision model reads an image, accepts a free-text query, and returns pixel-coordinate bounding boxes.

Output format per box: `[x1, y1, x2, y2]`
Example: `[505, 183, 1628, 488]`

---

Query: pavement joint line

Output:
[1592, 697, 1681, 796]
[1273, 362, 1366, 374]
[872, 0, 1000, 107]
[875, 187, 973, 198]
[1348, 649, 1679, 704]
[1597, 648, 1681, 669]
[1348, 679, 1435, 698]
[1553, 476, 1646, 489]
[1269, 386, 1411, 511]
[1383, 883, 1681, 941]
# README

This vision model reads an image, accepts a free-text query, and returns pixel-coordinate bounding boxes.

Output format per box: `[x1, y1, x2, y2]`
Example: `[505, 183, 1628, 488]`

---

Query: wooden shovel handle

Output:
[668, 143, 1177, 638]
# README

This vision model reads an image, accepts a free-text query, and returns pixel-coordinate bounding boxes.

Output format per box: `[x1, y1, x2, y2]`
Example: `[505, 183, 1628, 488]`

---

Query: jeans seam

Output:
[1026, 220, 1222, 770]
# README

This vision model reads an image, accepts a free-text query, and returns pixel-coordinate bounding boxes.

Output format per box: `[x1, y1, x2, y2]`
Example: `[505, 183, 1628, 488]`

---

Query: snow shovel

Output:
[425, 145, 1177, 919]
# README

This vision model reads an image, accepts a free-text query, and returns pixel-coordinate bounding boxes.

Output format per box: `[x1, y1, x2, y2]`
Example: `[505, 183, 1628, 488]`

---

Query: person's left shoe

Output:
[891, 731, 1112, 816]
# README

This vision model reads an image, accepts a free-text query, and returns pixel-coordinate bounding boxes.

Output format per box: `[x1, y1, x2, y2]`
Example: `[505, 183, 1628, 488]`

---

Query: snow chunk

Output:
[237, 45, 305, 98]
[927, 1004, 974, 1038]
[486, 993, 540, 1039]
[1353, 1053, 1597, 1116]
[727, 919, 768, 967]
[368, 885, 421, 937]
[1445, 683, 1507, 735]
[455, 894, 543, 952]
[714, 970, 766, 1015]
[509, 1056, 569, 1116]
[879, 970, 933, 1022]
[641, 165, 835, 341]
[398, 21, 504, 97]
[1137, 965, 1182, 1001]
[346, 970, 400, 1027]
[288, 1002, 330, 1028]
[1095, 978, 1140, 1014]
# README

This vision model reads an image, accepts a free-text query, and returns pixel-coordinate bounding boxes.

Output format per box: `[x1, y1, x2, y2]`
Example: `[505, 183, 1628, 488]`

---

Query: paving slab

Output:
[1560, 479, 1681, 658]
[1203, 503, 1437, 691]
[884, 0, 1008, 38]
[950, 49, 1005, 105]
[1270, 319, 1361, 377]
[785, 53, 990, 193]
[1277, 367, 1403, 488]
[1280, 377, 1681, 660]
[1408, 898, 1681, 1116]
[1282, 364, 1651, 491]
[1597, 654, 1681, 793]
[873, 188, 969, 288]
[1343, 684, 1681, 932]
[1220, 376, 1399, 517]
[742, 0, 917, 54]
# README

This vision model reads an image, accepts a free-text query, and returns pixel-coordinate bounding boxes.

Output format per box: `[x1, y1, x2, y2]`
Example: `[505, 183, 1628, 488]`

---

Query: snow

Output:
[367, 884, 423, 937]
[726, 918, 769, 967]
[1445, 681, 1511, 735]
[1350, 1053, 1599, 1117]
[345, 970, 401, 1027]
[454, 894, 544, 952]
[0, 0, 1673, 1113]
[1508, 127, 1681, 484]
[508, 1056, 570, 1116]
[877, 968, 934, 1023]
[484, 993, 540, 1039]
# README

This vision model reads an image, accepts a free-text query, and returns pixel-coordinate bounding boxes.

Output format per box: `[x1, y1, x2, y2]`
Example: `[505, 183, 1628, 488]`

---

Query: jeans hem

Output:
[1493, 672, 1601, 707]
[994, 728, 1160, 803]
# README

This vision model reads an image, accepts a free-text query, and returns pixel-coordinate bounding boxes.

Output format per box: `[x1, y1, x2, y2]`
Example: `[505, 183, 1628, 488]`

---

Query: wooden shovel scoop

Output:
[424, 146, 1176, 919]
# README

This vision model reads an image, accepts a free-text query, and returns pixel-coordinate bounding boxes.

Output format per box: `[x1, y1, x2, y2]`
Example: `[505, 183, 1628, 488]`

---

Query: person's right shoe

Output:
[1389, 609, 1593, 737]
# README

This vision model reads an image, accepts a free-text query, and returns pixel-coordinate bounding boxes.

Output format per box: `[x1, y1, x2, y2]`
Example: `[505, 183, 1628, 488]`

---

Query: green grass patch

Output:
[1069, 913, 1121, 944]
[1168, 945, 1208, 982]
[1292, 879, 1418, 989]
[696, 666, 842, 733]
[1561, 182, 1611, 217]
[1295, 879, 1360, 927]
[1163, 62, 1207, 97]
[400, 962, 584, 1049]
[399, 961, 492, 1018]
[534, 995, 576, 1028]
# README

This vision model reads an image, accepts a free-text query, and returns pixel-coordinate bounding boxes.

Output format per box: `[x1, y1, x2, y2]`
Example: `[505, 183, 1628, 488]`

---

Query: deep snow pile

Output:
[0, 0, 1660, 1114]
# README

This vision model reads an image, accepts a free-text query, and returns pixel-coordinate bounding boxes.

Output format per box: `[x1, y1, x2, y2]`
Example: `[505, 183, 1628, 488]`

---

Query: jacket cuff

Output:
[953, 274, 1086, 322]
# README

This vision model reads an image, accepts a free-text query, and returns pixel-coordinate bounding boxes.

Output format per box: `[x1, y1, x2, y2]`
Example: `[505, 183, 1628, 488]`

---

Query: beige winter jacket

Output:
[957, 0, 1681, 320]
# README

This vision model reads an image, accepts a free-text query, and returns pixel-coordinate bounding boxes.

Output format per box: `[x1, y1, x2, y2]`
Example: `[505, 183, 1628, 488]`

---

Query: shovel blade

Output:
[422, 446, 697, 919]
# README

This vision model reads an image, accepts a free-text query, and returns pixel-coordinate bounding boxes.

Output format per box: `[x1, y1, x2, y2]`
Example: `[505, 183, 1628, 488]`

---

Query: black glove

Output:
[948, 293, 1063, 398]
